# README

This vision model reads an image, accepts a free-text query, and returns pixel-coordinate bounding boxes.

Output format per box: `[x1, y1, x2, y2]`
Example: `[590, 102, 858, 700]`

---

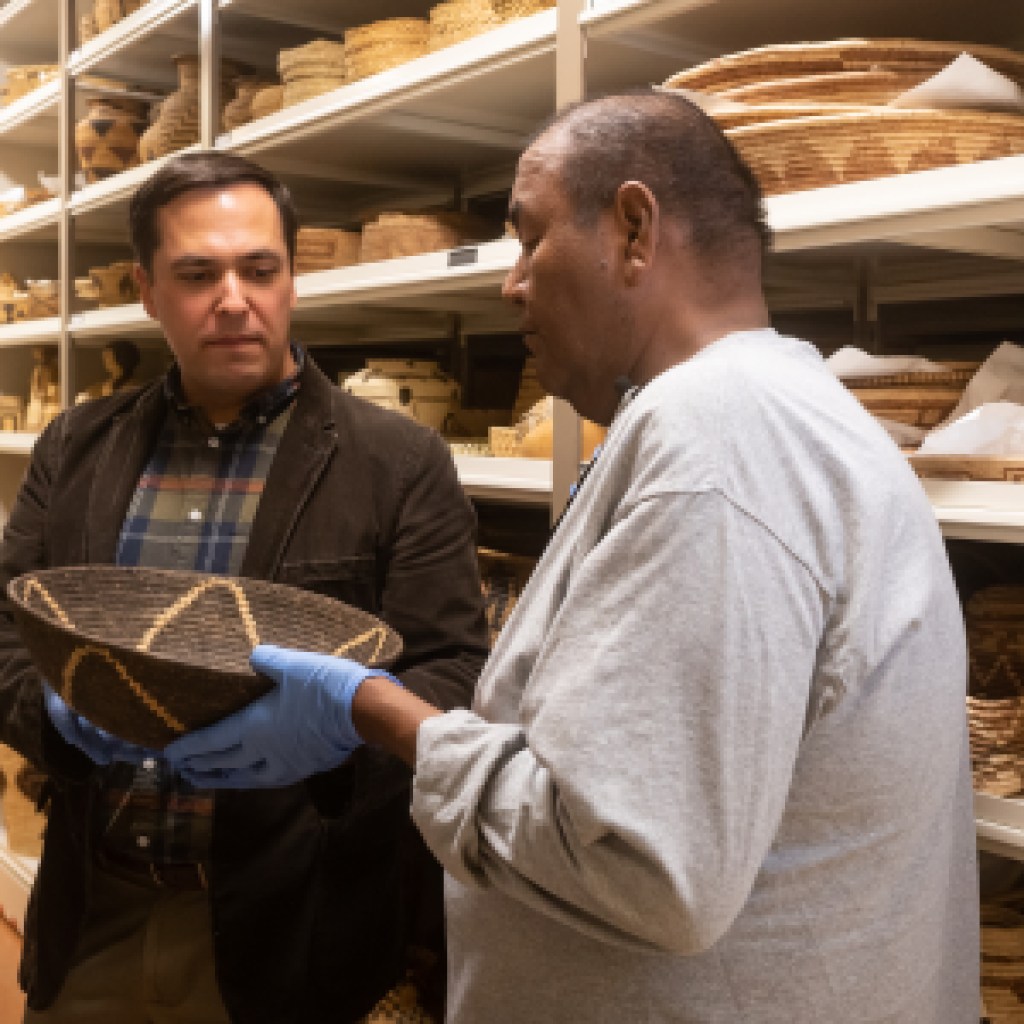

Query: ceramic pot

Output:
[74, 97, 148, 182]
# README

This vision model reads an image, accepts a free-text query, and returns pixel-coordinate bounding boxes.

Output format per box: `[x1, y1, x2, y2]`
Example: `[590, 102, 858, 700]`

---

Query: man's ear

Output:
[135, 263, 157, 319]
[614, 180, 657, 283]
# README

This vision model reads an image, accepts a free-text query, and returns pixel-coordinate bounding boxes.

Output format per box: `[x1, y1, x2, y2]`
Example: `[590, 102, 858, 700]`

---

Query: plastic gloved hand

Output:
[43, 684, 155, 767]
[164, 644, 402, 790]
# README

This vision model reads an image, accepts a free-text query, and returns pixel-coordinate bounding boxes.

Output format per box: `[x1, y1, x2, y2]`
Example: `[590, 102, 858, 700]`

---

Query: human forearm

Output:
[351, 675, 442, 766]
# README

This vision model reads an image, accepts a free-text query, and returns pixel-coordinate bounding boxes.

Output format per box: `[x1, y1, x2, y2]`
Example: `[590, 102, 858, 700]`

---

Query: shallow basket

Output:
[909, 455, 1024, 483]
[661, 38, 1024, 95]
[843, 366, 975, 428]
[725, 109, 1024, 196]
[7, 565, 402, 749]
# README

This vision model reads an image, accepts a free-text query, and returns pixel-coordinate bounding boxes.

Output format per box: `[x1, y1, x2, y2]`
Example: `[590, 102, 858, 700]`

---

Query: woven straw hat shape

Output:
[8, 566, 402, 749]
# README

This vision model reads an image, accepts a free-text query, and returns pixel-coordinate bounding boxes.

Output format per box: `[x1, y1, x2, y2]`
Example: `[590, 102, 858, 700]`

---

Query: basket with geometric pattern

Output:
[7, 565, 402, 749]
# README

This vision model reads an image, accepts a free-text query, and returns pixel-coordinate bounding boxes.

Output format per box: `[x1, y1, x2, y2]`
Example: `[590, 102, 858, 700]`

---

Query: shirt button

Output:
[189, 508, 202, 522]
[142, 757, 157, 772]
[256, 415, 267, 425]
[207, 436, 220, 448]
[136, 835, 150, 849]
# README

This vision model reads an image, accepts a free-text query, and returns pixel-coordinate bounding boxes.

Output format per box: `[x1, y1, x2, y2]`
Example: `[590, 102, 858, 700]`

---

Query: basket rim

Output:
[6, 564, 402, 679]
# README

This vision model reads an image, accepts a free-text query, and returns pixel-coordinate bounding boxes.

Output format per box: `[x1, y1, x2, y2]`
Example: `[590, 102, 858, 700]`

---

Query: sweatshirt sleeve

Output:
[412, 487, 825, 955]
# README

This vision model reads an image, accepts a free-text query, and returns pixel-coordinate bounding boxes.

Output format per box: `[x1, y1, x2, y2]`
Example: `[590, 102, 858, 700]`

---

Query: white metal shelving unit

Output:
[0, 0, 1022, 876]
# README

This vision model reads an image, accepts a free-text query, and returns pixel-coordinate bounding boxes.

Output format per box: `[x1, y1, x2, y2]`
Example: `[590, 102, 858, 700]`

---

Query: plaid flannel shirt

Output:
[95, 347, 302, 869]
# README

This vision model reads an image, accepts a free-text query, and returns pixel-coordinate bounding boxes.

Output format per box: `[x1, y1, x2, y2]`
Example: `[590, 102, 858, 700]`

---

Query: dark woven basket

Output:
[7, 565, 403, 749]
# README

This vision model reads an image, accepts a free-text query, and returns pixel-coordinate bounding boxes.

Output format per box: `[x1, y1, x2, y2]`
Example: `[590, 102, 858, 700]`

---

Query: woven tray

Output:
[662, 38, 1024, 95]
[296, 226, 362, 273]
[250, 84, 285, 119]
[8, 566, 402, 749]
[843, 366, 974, 428]
[359, 211, 496, 263]
[909, 455, 1024, 482]
[278, 38, 346, 80]
[716, 69, 937, 106]
[725, 109, 1024, 196]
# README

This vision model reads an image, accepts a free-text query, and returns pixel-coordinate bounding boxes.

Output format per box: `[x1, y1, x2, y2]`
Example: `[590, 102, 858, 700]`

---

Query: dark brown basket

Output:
[7, 565, 403, 749]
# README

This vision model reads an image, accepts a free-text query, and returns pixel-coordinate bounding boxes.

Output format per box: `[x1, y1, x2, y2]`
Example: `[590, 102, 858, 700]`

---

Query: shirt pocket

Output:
[276, 555, 379, 611]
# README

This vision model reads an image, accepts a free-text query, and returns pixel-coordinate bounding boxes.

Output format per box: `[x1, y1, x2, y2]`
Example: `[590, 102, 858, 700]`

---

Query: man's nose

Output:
[501, 260, 526, 304]
[217, 271, 248, 312]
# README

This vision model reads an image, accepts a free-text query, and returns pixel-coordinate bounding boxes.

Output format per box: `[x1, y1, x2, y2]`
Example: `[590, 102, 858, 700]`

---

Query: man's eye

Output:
[177, 269, 214, 284]
[246, 264, 279, 281]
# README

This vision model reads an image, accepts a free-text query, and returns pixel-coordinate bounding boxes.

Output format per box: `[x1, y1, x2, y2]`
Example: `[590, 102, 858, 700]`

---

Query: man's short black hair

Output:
[537, 89, 770, 263]
[129, 150, 299, 274]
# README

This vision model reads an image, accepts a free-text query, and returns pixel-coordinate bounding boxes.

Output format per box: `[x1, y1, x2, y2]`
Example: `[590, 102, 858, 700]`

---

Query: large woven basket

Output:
[716, 69, 936, 107]
[841, 364, 976, 428]
[910, 455, 1024, 482]
[8, 566, 402, 749]
[662, 38, 1024, 95]
[966, 586, 1024, 797]
[725, 109, 1024, 196]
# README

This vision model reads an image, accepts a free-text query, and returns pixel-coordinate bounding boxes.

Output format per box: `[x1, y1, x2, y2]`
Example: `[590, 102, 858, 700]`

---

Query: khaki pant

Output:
[24, 866, 232, 1024]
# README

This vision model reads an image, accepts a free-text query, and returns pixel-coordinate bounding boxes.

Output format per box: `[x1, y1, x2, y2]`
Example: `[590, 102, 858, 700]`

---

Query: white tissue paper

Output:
[824, 346, 949, 378]
[917, 402, 1024, 456]
[888, 53, 1024, 114]
[943, 342, 1024, 423]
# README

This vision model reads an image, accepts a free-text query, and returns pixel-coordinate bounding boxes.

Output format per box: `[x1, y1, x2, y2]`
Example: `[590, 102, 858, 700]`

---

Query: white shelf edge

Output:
[0, 831, 36, 935]
[580, 0, 717, 36]
[295, 237, 519, 309]
[922, 478, 1024, 543]
[455, 453, 552, 503]
[975, 793, 1024, 863]
[220, 9, 557, 154]
[68, 147, 197, 215]
[0, 317, 61, 345]
[0, 196, 59, 242]
[0, 0, 36, 31]
[67, 0, 198, 76]
[767, 154, 1024, 252]
[0, 431, 37, 456]
[0, 77, 59, 138]
[68, 303, 158, 338]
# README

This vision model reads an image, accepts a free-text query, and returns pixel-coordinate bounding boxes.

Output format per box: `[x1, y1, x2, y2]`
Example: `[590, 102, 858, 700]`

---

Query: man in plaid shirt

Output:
[0, 151, 488, 1023]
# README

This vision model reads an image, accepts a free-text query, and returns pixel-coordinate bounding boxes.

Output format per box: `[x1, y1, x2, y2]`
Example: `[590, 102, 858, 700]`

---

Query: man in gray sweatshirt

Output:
[167, 90, 979, 1022]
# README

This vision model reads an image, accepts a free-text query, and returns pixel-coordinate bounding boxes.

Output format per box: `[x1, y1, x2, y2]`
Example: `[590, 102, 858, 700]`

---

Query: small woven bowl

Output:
[8, 565, 402, 749]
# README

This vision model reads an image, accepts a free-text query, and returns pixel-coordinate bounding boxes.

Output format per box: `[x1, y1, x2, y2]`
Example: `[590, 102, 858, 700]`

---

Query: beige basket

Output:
[344, 18, 430, 80]
[725, 109, 1024, 196]
[662, 38, 1024, 95]
[716, 69, 935, 107]
[843, 364, 976, 429]
[359, 211, 496, 263]
[491, 0, 553, 19]
[909, 455, 1024, 483]
[249, 84, 285, 120]
[295, 227, 362, 273]
[278, 38, 347, 81]
[429, 0, 501, 49]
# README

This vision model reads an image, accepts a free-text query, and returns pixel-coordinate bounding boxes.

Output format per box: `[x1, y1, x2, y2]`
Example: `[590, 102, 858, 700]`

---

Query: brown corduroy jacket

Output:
[0, 356, 489, 1023]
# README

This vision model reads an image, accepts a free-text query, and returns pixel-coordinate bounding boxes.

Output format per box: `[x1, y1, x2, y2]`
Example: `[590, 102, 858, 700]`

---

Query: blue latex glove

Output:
[43, 684, 155, 767]
[164, 644, 402, 790]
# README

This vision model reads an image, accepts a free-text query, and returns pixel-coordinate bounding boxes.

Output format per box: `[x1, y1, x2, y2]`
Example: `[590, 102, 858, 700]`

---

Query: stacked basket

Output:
[428, 0, 501, 50]
[344, 18, 431, 83]
[982, 895, 1024, 1023]
[477, 548, 538, 646]
[840, 361, 977, 430]
[966, 587, 1024, 798]
[278, 38, 347, 108]
[295, 227, 362, 274]
[662, 38, 1024, 195]
[359, 210, 496, 263]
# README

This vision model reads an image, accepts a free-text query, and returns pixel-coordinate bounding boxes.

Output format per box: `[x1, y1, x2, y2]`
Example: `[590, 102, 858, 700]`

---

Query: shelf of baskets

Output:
[67, 0, 199, 78]
[220, 8, 556, 158]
